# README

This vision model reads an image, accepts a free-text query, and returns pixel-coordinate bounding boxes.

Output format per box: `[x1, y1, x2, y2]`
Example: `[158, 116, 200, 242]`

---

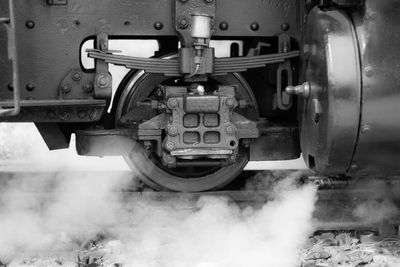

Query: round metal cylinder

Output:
[191, 14, 212, 39]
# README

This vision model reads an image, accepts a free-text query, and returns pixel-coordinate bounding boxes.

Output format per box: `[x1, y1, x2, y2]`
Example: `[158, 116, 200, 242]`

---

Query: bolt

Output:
[168, 98, 179, 109]
[226, 125, 234, 135]
[71, 71, 82, 81]
[7, 83, 13, 91]
[154, 21, 164, 30]
[83, 83, 93, 92]
[285, 82, 311, 98]
[281, 23, 290, 31]
[144, 141, 153, 150]
[97, 75, 110, 88]
[364, 66, 374, 77]
[250, 22, 259, 31]
[165, 141, 175, 151]
[47, 110, 56, 119]
[25, 20, 35, 29]
[225, 98, 235, 108]
[26, 83, 35, 91]
[179, 18, 189, 29]
[61, 83, 72, 94]
[77, 110, 87, 119]
[89, 110, 99, 120]
[168, 126, 179, 136]
[361, 124, 371, 134]
[60, 112, 71, 121]
[219, 22, 229, 31]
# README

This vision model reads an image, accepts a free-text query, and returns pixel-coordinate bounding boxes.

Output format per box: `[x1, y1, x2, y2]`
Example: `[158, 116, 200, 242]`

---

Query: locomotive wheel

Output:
[113, 67, 258, 192]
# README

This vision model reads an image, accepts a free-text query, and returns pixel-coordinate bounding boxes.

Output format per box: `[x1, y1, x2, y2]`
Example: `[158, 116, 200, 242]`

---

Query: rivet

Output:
[154, 21, 164, 30]
[250, 22, 259, 31]
[26, 83, 35, 91]
[71, 71, 82, 81]
[361, 124, 371, 133]
[61, 83, 72, 94]
[83, 83, 93, 92]
[25, 20, 35, 29]
[364, 66, 374, 77]
[47, 110, 56, 119]
[60, 112, 71, 121]
[78, 110, 87, 119]
[219, 22, 229, 31]
[281, 23, 290, 31]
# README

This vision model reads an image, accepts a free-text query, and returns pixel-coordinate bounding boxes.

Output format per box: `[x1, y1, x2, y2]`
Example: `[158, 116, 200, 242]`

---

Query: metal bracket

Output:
[174, 0, 216, 48]
[93, 33, 112, 99]
[0, 0, 20, 117]
[276, 34, 293, 110]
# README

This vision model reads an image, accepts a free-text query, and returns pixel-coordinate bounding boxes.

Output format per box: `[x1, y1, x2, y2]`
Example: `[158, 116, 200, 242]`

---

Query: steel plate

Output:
[300, 7, 361, 174]
[350, 0, 400, 175]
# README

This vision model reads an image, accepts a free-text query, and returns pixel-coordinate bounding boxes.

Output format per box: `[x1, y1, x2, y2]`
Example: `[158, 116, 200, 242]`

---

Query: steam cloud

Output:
[0, 124, 318, 267]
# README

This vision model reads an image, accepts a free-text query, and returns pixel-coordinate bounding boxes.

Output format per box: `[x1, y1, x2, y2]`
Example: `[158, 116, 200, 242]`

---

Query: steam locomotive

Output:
[0, 0, 398, 192]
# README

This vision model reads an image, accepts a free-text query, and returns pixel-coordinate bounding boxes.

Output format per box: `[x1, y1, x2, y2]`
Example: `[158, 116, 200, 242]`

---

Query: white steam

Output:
[0, 124, 318, 267]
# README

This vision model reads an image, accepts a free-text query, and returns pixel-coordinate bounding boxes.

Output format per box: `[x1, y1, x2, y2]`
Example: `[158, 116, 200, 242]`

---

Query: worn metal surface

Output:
[300, 7, 361, 174]
[349, 0, 400, 176]
[0, 0, 302, 100]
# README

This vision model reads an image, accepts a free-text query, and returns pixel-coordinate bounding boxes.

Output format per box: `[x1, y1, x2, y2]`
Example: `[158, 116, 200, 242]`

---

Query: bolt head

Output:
[219, 22, 229, 31]
[165, 141, 175, 151]
[168, 126, 179, 136]
[361, 124, 371, 134]
[281, 23, 290, 32]
[25, 20, 35, 29]
[26, 83, 35, 91]
[250, 23, 259, 31]
[83, 83, 93, 92]
[168, 98, 179, 109]
[154, 21, 164, 30]
[226, 98, 235, 108]
[72, 71, 82, 81]
[60, 112, 71, 121]
[226, 125, 234, 135]
[78, 110, 87, 119]
[97, 75, 111, 88]
[364, 66, 374, 77]
[62, 83, 72, 94]
[179, 18, 188, 29]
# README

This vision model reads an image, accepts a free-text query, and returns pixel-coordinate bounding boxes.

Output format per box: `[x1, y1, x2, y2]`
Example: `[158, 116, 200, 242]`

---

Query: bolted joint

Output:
[285, 82, 311, 99]
[165, 141, 176, 151]
[61, 83, 72, 94]
[96, 74, 111, 89]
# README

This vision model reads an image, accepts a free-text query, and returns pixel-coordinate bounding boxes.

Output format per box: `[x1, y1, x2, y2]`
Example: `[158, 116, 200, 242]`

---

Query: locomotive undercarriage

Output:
[1, 0, 400, 192]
